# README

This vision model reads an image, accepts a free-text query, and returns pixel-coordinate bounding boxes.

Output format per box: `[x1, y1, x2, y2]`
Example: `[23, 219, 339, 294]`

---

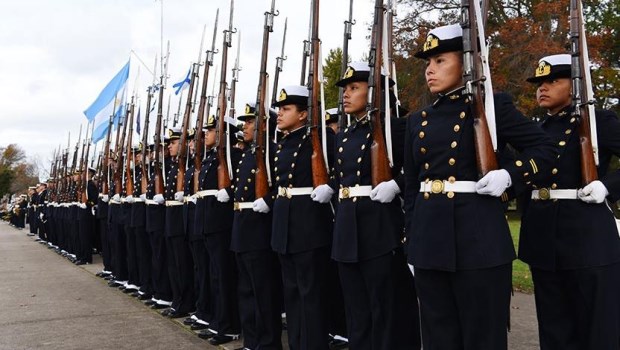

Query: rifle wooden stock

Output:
[570, 0, 598, 185]
[368, 0, 392, 186]
[153, 78, 166, 195]
[308, 0, 329, 187]
[114, 106, 129, 196]
[254, 0, 276, 199]
[217, 4, 234, 190]
[125, 100, 135, 196]
[176, 65, 198, 194]
[461, 0, 497, 176]
[141, 90, 153, 195]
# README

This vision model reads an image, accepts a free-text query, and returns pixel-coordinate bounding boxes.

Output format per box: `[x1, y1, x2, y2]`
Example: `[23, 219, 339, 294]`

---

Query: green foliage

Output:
[0, 144, 38, 198]
[323, 48, 345, 110]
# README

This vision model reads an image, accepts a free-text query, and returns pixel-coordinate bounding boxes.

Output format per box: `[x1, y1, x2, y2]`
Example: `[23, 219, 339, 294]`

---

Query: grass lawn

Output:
[508, 211, 534, 293]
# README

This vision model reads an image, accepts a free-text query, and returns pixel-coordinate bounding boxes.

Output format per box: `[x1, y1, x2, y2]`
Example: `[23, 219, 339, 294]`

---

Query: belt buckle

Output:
[341, 187, 350, 199]
[430, 180, 444, 194]
[538, 188, 551, 200]
[278, 187, 291, 199]
[234, 202, 240, 211]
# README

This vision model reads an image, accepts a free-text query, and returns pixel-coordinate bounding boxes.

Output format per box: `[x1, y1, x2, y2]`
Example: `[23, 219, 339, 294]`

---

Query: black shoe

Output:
[167, 310, 189, 319]
[183, 317, 196, 326]
[329, 339, 349, 350]
[75, 260, 90, 265]
[208, 334, 239, 346]
[160, 308, 173, 316]
[104, 275, 114, 281]
[108, 281, 124, 288]
[138, 294, 153, 301]
[197, 329, 216, 340]
[190, 323, 207, 331]
[144, 299, 156, 306]
[122, 287, 137, 294]
[130, 291, 140, 297]
[151, 303, 168, 310]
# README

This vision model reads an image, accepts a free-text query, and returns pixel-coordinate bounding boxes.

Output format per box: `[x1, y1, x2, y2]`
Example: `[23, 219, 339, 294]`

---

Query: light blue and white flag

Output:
[172, 66, 191, 95]
[84, 60, 130, 143]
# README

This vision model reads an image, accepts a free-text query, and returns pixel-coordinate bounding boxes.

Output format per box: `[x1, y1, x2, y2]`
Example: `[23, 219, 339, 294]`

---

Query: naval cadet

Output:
[403, 24, 557, 349]
[321, 61, 421, 350]
[519, 54, 620, 349]
[75, 167, 98, 265]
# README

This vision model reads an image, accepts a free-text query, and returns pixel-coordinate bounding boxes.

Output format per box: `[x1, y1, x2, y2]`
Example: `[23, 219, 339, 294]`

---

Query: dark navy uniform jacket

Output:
[519, 107, 620, 271]
[331, 114, 407, 263]
[164, 158, 182, 237]
[146, 161, 166, 233]
[182, 159, 196, 240]
[404, 90, 557, 271]
[270, 127, 335, 255]
[130, 165, 146, 229]
[195, 148, 242, 238]
[231, 147, 273, 253]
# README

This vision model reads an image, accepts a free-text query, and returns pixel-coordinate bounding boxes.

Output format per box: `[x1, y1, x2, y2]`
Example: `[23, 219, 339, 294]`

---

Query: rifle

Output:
[114, 101, 131, 196]
[77, 124, 89, 202]
[176, 60, 200, 194]
[226, 32, 241, 173]
[81, 123, 93, 203]
[271, 18, 287, 107]
[193, 10, 220, 193]
[307, 0, 329, 187]
[125, 97, 136, 197]
[338, 0, 355, 131]
[70, 125, 82, 176]
[153, 42, 171, 196]
[570, 0, 598, 185]
[217, 0, 236, 190]
[100, 114, 114, 195]
[367, 0, 392, 186]
[253, 0, 278, 198]
[300, 2, 312, 85]
[461, 0, 498, 176]
[141, 56, 158, 195]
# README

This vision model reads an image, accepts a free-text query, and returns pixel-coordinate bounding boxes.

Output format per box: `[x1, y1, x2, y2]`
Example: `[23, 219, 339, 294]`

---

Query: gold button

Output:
[551, 183, 558, 189]
[278, 144, 282, 149]
[447, 191, 455, 199]
[523, 172, 529, 177]
[248, 178, 252, 182]
[516, 160, 523, 167]
[424, 163, 429, 170]
[423, 192, 430, 199]
[251, 169, 256, 174]
[552, 168, 558, 175]
[448, 176, 456, 183]
[448, 158, 456, 166]
[352, 197, 357, 202]
[274, 157, 279, 161]
[559, 141, 566, 146]
[565, 129, 572, 135]
[244, 186, 248, 191]
[288, 174, 293, 179]
[338, 147, 344, 153]
[340, 172, 343, 177]
[450, 141, 457, 148]
[356, 171, 361, 176]
[343, 138, 348, 143]
[464, 98, 470, 103]
[454, 125, 460, 132]
[570, 117, 576, 123]
[419, 131, 425, 139]
[357, 157, 362, 163]
[421, 120, 428, 126]
[422, 111, 427, 117]
[420, 147, 427, 154]
[459, 112, 466, 119]
[425, 178, 430, 183]
[276, 176, 280, 181]
[338, 159, 342, 164]
[293, 152, 298, 157]
[291, 163, 295, 168]
[274, 167, 278, 172]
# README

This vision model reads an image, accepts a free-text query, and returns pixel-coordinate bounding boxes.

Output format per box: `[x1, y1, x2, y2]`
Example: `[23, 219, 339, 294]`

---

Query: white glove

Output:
[578, 180, 609, 204]
[174, 191, 184, 202]
[187, 195, 197, 204]
[370, 180, 401, 203]
[139, 193, 146, 202]
[112, 194, 120, 202]
[311, 184, 334, 203]
[91, 207, 96, 216]
[79, 203, 87, 209]
[101, 194, 109, 203]
[153, 194, 165, 205]
[475, 169, 512, 197]
[125, 195, 135, 203]
[39, 213, 44, 220]
[252, 198, 270, 213]
[216, 189, 230, 203]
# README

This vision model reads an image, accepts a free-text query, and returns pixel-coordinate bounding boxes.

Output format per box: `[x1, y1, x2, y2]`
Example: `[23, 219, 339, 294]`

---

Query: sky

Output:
[0, 0, 384, 180]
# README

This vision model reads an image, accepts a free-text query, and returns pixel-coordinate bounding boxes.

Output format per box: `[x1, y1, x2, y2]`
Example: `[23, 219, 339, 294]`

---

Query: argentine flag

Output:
[84, 60, 131, 143]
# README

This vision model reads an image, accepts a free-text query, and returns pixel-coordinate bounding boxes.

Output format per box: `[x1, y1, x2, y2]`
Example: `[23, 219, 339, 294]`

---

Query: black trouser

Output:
[77, 208, 94, 263]
[148, 229, 172, 302]
[415, 263, 511, 350]
[166, 235, 196, 313]
[339, 250, 421, 350]
[236, 249, 283, 350]
[326, 259, 347, 339]
[98, 218, 113, 272]
[110, 223, 128, 281]
[279, 247, 330, 350]
[134, 225, 153, 297]
[124, 224, 140, 287]
[206, 230, 240, 335]
[532, 263, 620, 350]
[190, 238, 212, 323]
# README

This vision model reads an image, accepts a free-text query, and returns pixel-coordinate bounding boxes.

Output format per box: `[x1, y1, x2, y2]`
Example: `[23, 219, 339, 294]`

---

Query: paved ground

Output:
[0, 222, 539, 349]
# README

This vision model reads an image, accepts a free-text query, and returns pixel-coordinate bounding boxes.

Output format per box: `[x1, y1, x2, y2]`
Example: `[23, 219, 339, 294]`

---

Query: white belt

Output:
[233, 202, 253, 211]
[184, 196, 197, 203]
[133, 198, 145, 203]
[277, 186, 313, 198]
[339, 185, 372, 199]
[531, 189, 578, 200]
[145, 199, 159, 206]
[196, 190, 218, 198]
[165, 200, 184, 207]
[109, 200, 121, 205]
[419, 180, 477, 194]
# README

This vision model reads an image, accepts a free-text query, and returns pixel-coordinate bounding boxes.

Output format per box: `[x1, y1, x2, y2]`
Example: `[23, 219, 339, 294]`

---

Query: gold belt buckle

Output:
[430, 180, 444, 194]
[341, 187, 350, 199]
[538, 188, 551, 200]
[278, 187, 291, 199]
[233, 202, 240, 211]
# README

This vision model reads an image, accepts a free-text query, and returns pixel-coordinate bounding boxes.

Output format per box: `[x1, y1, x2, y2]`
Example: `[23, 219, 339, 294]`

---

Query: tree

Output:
[0, 144, 39, 197]
[392, 0, 619, 115]
[323, 48, 346, 110]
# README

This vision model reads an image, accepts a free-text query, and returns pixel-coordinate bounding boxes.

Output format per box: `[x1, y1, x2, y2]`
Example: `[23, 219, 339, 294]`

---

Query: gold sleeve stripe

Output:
[529, 159, 539, 174]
